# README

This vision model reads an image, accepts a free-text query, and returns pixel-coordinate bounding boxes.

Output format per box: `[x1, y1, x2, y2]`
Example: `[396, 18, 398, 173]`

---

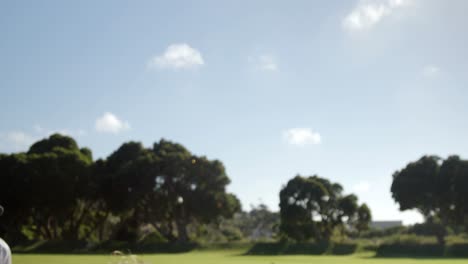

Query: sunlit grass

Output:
[12, 250, 468, 264]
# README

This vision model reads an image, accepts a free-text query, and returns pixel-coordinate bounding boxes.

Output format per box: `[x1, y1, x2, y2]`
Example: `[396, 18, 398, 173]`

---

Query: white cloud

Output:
[2, 131, 36, 151]
[148, 43, 204, 70]
[283, 128, 321, 146]
[76, 129, 87, 136]
[343, 0, 411, 32]
[422, 64, 440, 76]
[52, 129, 87, 137]
[352, 181, 371, 193]
[95, 112, 130, 134]
[34, 125, 86, 137]
[1, 126, 87, 152]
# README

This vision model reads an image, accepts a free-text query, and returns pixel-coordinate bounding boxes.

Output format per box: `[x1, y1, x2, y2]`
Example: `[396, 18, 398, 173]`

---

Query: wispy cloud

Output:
[95, 112, 130, 134]
[34, 125, 86, 137]
[1, 125, 87, 152]
[54, 129, 87, 137]
[343, 0, 411, 32]
[283, 128, 321, 146]
[147, 43, 204, 70]
[352, 181, 371, 193]
[33, 125, 45, 134]
[2, 131, 36, 151]
[422, 64, 440, 76]
[249, 55, 279, 72]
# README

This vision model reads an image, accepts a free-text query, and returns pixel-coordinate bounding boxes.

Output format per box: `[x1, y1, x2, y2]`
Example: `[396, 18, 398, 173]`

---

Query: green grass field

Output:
[12, 251, 468, 264]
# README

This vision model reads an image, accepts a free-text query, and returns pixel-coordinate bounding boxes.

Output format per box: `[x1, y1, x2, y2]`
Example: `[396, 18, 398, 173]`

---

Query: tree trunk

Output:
[436, 232, 446, 246]
[152, 223, 176, 242]
[176, 220, 188, 242]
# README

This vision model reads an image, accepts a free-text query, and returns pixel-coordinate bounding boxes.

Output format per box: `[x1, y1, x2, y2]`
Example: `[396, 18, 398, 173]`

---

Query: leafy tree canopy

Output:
[279, 175, 370, 241]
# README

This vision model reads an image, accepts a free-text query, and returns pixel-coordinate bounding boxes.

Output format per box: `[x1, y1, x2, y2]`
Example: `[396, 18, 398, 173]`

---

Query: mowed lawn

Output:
[12, 251, 468, 264]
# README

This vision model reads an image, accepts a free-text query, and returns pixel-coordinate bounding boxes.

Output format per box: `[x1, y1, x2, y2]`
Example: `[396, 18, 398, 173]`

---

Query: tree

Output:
[26, 134, 95, 240]
[391, 155, 468, 245]
[0, 134, 96, 240]
[0, 153, 30, 242]
[279, 175, 366, 241]
[242, 204, 279, 240]
[438, 156, 468, 228]
[149, 139, 241, 241]
[95, 139, 241, 242]
[96, 141, 159, 241]
[356, 204, 372, 233]
[227, 204, 279, 241]
[0, 135, 241, 243]
[391, 156, 440, 216]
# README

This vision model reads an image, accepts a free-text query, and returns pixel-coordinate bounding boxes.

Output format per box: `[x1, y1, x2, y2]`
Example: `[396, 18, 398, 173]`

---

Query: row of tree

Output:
[0, 133, 374, 244]
[0, 134, 240, 242]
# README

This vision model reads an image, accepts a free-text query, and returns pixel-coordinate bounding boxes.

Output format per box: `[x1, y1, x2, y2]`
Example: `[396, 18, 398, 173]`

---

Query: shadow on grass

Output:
[243, 242, 358, 256]
[367, 243, 468, 259]
[12, 240, 198, 255]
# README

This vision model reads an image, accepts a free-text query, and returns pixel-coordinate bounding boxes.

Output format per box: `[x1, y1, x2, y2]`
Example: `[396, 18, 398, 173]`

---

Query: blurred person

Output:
[0, 206, 11, 264]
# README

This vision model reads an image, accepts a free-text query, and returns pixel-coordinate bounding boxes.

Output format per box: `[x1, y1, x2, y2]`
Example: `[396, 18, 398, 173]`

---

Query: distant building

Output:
[370, 221, 403, 230]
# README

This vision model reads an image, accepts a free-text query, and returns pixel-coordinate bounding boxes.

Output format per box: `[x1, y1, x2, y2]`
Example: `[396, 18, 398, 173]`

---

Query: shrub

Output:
[139, 231, 167, 244]
[446, 243, 468, 257]
[27, 240, 89, 253]
[283, 242, 329, 255]
[92, 240, 131, 253]
[246, 241, 289, 255]
[94, 240, 198, 253]
[376, 242, 444, 257]
[247, 241, 358, 255]
[136, 241, 198, 253]
[331, 243, 358, 255]
[359, 226, 407, 239]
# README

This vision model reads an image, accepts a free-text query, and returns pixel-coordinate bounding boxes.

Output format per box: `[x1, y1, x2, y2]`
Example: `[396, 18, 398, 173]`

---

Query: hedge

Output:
[246, 241, 357, 255]
[376, 243, 445, 257]
[446, 243, 468, 257]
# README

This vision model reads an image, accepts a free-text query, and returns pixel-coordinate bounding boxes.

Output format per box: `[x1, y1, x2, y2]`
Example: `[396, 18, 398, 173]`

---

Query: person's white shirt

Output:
[0, 238, 11, 264]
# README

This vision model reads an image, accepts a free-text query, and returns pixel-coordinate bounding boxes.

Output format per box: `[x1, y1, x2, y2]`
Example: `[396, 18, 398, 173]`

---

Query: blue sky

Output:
[1, 0, 468, 224]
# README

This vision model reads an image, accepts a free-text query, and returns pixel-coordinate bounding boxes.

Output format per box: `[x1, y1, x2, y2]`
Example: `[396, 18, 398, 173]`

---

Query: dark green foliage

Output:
[409, 222, 447, 241]
[391, 155, 468, 245]
[90, 240, 198, 253]
[438, 156, 468, 227]
[391, 155, 440, 214]
[140, 231, 168, 244]
[376, 242, 445, 257]
[190, 204, 278, 243]
[392, 155, 468, 224]
[231, 204, 279, 241]
[0, 134, 240, 244]
[13, 240, 89, 254]
[246, 241, 357, 255]
[141, 139, 241, 242]
[283, 242, 329, 255]
[359, 226, 407, 238]
[446, 243, 468, 257]
[12, 240, 198, 254]
[219, 225, 244, 241]
[27, 134, 80, 155]
[279, 175, 339, 241]
[135, 241, 198, 253]
[246, 241, 293, 255]
[356, 204, 372, 233]
[0, 134, 95, 241]
[279, 175, 371, 242]
[331, 243, 358, 255]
